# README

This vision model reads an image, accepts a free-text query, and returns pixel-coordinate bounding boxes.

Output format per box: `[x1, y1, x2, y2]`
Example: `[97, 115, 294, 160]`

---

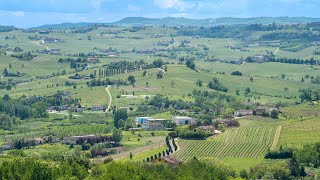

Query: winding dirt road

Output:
[105, 86, 112, 112]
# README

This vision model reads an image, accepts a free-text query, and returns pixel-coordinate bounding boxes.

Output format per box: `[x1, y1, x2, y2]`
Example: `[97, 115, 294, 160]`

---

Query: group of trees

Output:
[0, 95, 48, 120]
[144, 136, 177, 162]
[13, 139, 36, 149]
[0, 25, 16, 32]
[299, 88, 320, 102]
[185, 59, 196, 70]
[113, 109, 128, 129]
[176, 128, 211, 140]
[58, 57, 96, 69]
[231, 71, 243, 76]
[75, 136, 112, 146]
[269, 57, 319, 65]
[92, 157, 236, 179]
[265, 147, 293, 159]
[249, 143, 320, 179]
[3, 68, 23, 78]
[0, 157, 90, 180]
[0, 80, 16, 90]
[0, 113, 17, 130]
[207, 78, 229, 92]
[147, 95, 191, 110]
[311, 76, 320, 84]
[86, 78, 127, 87]
[11, 51, 36, 61]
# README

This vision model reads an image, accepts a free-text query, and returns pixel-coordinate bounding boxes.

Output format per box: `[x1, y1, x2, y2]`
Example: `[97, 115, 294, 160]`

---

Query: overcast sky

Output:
[0, 0, 319, 28]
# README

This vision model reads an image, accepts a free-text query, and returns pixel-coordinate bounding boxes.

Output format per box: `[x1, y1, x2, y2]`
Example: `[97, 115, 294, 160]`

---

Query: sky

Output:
[0, 0, 319, 28]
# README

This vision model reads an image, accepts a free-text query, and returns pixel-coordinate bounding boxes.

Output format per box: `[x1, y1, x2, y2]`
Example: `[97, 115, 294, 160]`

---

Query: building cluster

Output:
[136, 116, 197, 130]
[234, 106, 278, 117]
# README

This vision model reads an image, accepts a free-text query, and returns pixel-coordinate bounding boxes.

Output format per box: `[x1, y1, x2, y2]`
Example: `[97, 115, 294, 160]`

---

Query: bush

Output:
[265, 148, 293, 159]
[231, 71, 243, 76]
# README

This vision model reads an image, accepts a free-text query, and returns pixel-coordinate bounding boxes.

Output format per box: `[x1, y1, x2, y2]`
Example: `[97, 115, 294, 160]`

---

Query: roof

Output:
[148, 122, 164, 126]
[137, 117, 153, 119]
[70, 135, 96, 138]
[257, 106, 270, 109]
[162, 157, 183, 164]
[34, 138, 44, 142]
[173, 116, 194, 120]
[236, 109, 253, 113]
[92, 105, 103, 107]
[147, 118, 168, 121]
[198, 125, 215, 130]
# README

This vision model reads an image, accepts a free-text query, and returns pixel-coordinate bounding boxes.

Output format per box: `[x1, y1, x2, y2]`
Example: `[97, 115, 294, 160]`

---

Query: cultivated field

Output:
[173, 125, 279, 160]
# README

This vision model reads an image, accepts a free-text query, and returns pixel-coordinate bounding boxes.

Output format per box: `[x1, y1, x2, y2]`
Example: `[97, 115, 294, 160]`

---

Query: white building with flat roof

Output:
[172, 116, 197, 125]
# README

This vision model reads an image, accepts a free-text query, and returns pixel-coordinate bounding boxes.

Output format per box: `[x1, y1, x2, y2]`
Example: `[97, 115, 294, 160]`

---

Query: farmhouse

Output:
[214, 130, 222, 135]
[34, 138, 45, 145]
[91, 105, 104, 111]
[214, 119, 239, 127]
[49, 49, 61, 55]
[62, 135, 97, 144]
[73, 108, 84, 113]
[153, 157, 183, 165]
[255, 106, 271, 115]
[87, 58, 99, 63]
[234, 109, 253, 117]
[136, 49, 155, 54]
[141, 122, 164, 130]
[1, 143, 13, 150]
[38, 30, 49, 34]
[173, 116, 197, 125]
[198, 125, 215, 132]
[136, 117, 153, 124]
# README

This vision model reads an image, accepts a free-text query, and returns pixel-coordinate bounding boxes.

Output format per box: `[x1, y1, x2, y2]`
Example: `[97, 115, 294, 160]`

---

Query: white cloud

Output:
[11, 11, 25, 17]
[153, 0, 195, 11]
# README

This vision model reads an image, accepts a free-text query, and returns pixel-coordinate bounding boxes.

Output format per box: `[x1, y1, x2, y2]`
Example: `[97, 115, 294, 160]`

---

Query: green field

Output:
[279, 117, 320, 148]
[173, 125, 278, 160]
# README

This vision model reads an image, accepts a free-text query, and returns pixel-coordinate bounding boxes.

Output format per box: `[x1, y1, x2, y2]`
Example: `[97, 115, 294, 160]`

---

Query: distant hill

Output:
[34, 22, 100, 29]
[30, 17, 320, 29]
[0, 25, 17, 32]
[113, 17, 320, 26]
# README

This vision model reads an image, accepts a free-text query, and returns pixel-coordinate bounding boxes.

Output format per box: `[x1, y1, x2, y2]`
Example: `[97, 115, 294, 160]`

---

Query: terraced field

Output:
[173, 126, 278, 160]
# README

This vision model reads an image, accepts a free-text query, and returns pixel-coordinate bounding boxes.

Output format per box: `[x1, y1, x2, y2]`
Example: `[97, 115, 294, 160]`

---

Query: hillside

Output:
[30, 16, 320, 29]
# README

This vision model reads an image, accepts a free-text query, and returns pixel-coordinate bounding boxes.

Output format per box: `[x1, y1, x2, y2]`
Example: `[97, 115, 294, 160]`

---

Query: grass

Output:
[281, 102, 320, 117]
[279, 117, 320, 148]
[222, 157, 263, 172]
[119, 145, 167, 161]
[21, 143, 73, 158]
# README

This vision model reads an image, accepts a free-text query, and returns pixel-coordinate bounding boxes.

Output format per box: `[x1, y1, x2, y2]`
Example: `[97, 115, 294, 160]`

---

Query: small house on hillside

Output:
[142, 122, 164, 130]
[91, 105, 104, 111]
[255, 106, 271, 115]
[153, 157, 183, 165]
[173, 116, 197, 125]
[214, 130, 222, 135]
[214, 119, 239, 127]
[1, 144, 12, 150]
[34, 138, 45, 145]
[62, 135, 98, 144]
[234, 109, 253, 117]
[49, 49, 61, 55]
[38, 30, 49, 34]
[198, 125, 215, 133]
[136, 117, 153, 124]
